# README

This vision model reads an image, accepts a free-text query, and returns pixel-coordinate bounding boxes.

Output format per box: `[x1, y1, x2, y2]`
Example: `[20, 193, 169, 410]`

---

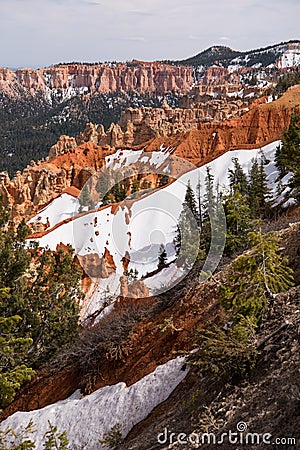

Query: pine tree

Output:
[0, 289, 35, 410]
[196, 175, 203, 231]
[289, 166, 300, 201]
[174, 181, 201, 268]
[203, 167, 216, 221]
[201, 168, 218, 254]
[0, 199, 82, 367]
[248, 158, 271, 218]
[158, 174, 170, 187]
[275, 114, 300, 176]
[228, 158, 248, 196]
[16, 247, 82, 363]
[223, 191, 253, 254]
[221, 230, 294, 325]
[131, 178, 140, 194]
[158, 244, 167, 270]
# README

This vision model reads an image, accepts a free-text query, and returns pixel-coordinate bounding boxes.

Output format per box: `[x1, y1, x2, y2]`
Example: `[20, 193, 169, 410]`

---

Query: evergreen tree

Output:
[203, 167, 216, 221]
[228, 158, 248, 196]
[196, 175, 203, 231]
[201, 168, 218, 254]
[113, 182, 126, 202]
[184, 180, 198, 219]
[221, 229, 294, 325]
[248, 158, 271, 218]
[131, 178, 140, 194]
[158, 174, 170, 187]
[289, 166, 300, 201]
[0, 289, 35, 410]
[158, 244, 167, 270]
[174, 181, 201, 268]
[275, 114, 300, 176]
[223, 191, 252, 254]
[11, 247, 82, 364]
[0, 199, 82, 367]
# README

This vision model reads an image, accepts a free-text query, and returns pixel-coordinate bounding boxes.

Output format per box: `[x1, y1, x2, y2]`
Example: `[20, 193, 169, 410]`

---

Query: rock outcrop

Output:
[1, 85, 299, 223]
[146, 84, 300, 165]
[0, 62, 194, 98]
[77, 98, 254, 148]
[0, 142, 114, 219]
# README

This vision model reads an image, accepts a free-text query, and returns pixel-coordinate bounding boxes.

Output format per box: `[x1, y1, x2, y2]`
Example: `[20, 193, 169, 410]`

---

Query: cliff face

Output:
[76, 98, 256, 148]
[146, 85, 300, 164]
[0, 142, 115, 219]
[1, 85, 299, 222]
[0, 63, 194, 97]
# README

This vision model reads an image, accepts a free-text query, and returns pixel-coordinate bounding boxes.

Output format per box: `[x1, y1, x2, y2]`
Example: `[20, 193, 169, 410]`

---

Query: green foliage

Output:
[43, 422, 69, 449]
[200, 169, 227, 257]
[102, 174, 127, 205]
[10, 246, 82, 364]
[275, 114, 300, 176]
[0, 289, 35, 410]
[223, 191, 253, 254]
[275, 114, 300, 200]
[0, 420, 69, 449]
[248, 158, 271, 218]
[289, 166, 300, 201]
[203, 168, 216, 221]
[158, 174, 170, 187]
[0, 199, 82, 407]
[157, 316, 182, 334]
[228, 158, 248, 197]
[0, 90, 180, 177]
[131, 178, 140, 194]
[0, 420, 36, 449]
[99, 424, 124, 449]
[188, 322, 257, 381]
[273, 71, 300, 97]
[221, 229, 294, 325]
[174, 181, 201, 268]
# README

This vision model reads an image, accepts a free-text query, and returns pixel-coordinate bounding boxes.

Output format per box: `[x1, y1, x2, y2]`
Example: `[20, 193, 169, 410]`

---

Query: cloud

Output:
[219, 36, 231, 42]
[108, 36, 146, 42]
[84, 1, 102, 6]
[128, 10, 155, 17]
[0, 0, 299, 67]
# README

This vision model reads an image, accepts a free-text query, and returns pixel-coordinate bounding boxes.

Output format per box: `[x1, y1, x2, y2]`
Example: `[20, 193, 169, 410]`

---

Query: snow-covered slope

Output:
[0, 357, 188, 450]
[30, 141, 286, 318]
[28, 193, 80, 229]
[276, 48, 300, 69]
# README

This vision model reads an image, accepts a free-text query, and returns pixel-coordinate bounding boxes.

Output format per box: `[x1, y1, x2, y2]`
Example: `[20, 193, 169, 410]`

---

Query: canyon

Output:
[1, 41, 300, 450]
[1, 84, 299, 224]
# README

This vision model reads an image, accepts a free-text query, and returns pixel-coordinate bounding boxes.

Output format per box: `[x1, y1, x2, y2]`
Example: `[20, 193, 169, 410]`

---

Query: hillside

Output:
[1, 40, 300, 176]
[1, 84, 299, 225]
[177, 40, 300, 68]
[0, 41, 300, 449]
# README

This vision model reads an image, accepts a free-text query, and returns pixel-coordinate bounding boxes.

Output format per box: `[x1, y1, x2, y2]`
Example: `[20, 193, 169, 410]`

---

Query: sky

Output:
[0, 0, 299, 68]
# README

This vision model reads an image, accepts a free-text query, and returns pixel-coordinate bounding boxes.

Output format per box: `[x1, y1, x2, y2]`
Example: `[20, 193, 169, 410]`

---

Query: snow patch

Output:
[28, 194, 80, 229]
[0, 357, 188, 450]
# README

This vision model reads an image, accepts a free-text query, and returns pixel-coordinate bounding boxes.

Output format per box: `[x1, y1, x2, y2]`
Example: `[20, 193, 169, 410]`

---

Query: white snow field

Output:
[0, 357, 188, 450]
[28, 193, 80, 229]
[29, 140, 290, 317]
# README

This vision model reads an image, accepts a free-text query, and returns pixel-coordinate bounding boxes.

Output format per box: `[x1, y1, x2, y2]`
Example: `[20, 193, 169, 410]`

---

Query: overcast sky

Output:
[0, 0, 299, 68]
